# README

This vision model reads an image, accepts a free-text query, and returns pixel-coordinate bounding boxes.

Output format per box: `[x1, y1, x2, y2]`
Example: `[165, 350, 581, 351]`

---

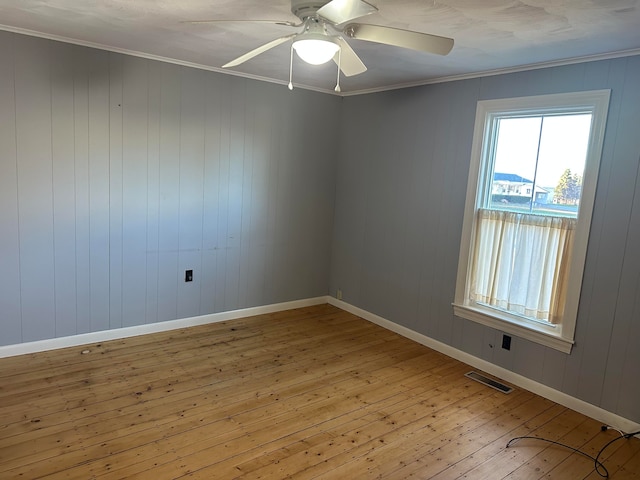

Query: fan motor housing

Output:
[291, 0, 331, 20]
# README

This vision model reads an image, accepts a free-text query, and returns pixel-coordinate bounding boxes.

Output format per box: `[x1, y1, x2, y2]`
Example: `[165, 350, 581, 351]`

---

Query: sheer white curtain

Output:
[468, 208, 575, 324]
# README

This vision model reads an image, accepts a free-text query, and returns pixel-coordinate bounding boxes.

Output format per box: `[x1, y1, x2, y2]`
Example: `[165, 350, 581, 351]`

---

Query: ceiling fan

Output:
[189, 0, 454, 91]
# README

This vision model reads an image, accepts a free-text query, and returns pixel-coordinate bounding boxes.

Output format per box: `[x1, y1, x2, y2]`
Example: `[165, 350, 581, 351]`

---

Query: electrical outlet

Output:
[502, 334, 511, 350]
[336, 289, 342, 300]
[185, 269, 193, 282]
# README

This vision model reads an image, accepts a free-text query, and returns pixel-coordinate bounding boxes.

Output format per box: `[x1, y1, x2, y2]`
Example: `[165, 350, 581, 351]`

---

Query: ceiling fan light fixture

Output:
[292, 35, 340, 65]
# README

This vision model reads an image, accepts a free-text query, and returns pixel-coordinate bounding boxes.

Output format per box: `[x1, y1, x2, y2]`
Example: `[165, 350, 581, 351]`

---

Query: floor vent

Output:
[465, 371, 513, 394]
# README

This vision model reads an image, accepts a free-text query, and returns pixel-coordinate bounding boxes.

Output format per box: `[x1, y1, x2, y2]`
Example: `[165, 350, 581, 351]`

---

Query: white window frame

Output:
[453, 90, 610, 354]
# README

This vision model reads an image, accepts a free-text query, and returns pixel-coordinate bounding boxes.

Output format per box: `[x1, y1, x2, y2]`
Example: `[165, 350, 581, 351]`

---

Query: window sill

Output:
[452, 303, 574, 354]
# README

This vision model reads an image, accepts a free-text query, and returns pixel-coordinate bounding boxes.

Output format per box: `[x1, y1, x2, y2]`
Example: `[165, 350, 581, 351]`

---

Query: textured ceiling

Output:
[1, 0, 639, 94]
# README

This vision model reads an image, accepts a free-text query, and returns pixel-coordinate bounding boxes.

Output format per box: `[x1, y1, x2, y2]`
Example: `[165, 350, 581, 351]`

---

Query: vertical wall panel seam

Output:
[604, 147, 640, 412]
[222, 80, 229, 309]
[49, 41, 58, 338]
[144, 59, 150, 323]
[416, 106, 437, 323]
[569, 60, 620, 393]
[199, 74, 207, 315]
[177, 67, 183, 303]
[215, 78, 221, 312]
[237, 81, 247, 307]
[406, 103, 427, 326]
[145, 59, 150, 323]
[247, 86, 257, 305]
[590, 59, 632, 405]
[265, 99, 279, 303]
[87, 58, 92, 332]
[11, 33, 24, 342]
[107, 53, 111, 327]
[558, 62, 609, 393]
[107, 53, 112, 329]
[72, 53, 79, 335]
[155, 64, 162, 320]
[119, 59, 124, 328]
[215, 79, 222, 311]
[154, 60, 162, 323]
[196, 71, 204, 313]
[216, 78, 226, 312]
[356, 115, 374, 307]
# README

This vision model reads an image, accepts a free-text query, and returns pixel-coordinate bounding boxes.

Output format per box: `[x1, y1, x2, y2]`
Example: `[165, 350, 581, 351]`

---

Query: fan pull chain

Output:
[334, 48, 341, 93]
[288, 43, 294, 90]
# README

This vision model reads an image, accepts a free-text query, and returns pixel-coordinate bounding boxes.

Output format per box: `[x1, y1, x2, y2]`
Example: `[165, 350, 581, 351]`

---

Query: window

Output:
[454, 91, 610, 353]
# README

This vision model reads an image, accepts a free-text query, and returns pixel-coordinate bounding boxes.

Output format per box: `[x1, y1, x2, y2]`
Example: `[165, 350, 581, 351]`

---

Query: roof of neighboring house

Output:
[494, 172, 533, 183]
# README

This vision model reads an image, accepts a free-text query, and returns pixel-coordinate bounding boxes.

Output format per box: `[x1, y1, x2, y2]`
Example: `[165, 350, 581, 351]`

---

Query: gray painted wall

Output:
[330, 56, 640, 423]
[0, 32, 340, 346]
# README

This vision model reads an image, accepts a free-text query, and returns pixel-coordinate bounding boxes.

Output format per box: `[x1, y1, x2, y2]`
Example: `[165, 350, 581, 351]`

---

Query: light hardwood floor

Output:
[1, 304, 638, 479]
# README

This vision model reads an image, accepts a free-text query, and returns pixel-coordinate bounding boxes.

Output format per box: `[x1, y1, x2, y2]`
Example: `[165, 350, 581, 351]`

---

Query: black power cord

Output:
[506, 427, 640, 478]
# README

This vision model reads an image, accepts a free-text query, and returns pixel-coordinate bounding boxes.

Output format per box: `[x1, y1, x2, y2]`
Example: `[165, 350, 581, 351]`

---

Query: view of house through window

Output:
[489, 114, 592, 218]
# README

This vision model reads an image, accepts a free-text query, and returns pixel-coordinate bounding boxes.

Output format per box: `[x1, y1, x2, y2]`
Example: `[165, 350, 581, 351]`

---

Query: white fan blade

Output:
[317, 0, 377, 25]
[184, 20, 300, 27]
[333, 37, 367, 77]
[343, 23, 454, 56]
[223, 34, 297, 68]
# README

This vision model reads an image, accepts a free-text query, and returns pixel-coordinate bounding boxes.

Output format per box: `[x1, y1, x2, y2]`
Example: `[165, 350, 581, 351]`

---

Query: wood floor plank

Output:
[581, 435, 640, 479]
[433, 409, 591, 479]
[349, 395, 560, 479]
[302, 390, 536, 480]
[382, 401, 566, 479]
[501, 424, 618, 479]
[538, 420, 630, 479]
[1, 304, 637, 479]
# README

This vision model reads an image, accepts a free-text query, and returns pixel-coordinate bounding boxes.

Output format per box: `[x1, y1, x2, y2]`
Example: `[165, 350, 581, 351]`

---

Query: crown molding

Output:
[340, 47, 640, 96]
[2, 23, 639, 97]
[0, 23, 339, 96]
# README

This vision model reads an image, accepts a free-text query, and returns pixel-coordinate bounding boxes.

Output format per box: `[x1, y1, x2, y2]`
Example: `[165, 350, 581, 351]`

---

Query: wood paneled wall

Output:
[330, 57, 640, 424]
[0, 32, 340, 346]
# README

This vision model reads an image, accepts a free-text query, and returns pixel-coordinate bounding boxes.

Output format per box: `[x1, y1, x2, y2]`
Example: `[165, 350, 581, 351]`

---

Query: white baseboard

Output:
[328, 297, 640, 436]
[0, 296, 329, 359]
[3, 294, 637, 436]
